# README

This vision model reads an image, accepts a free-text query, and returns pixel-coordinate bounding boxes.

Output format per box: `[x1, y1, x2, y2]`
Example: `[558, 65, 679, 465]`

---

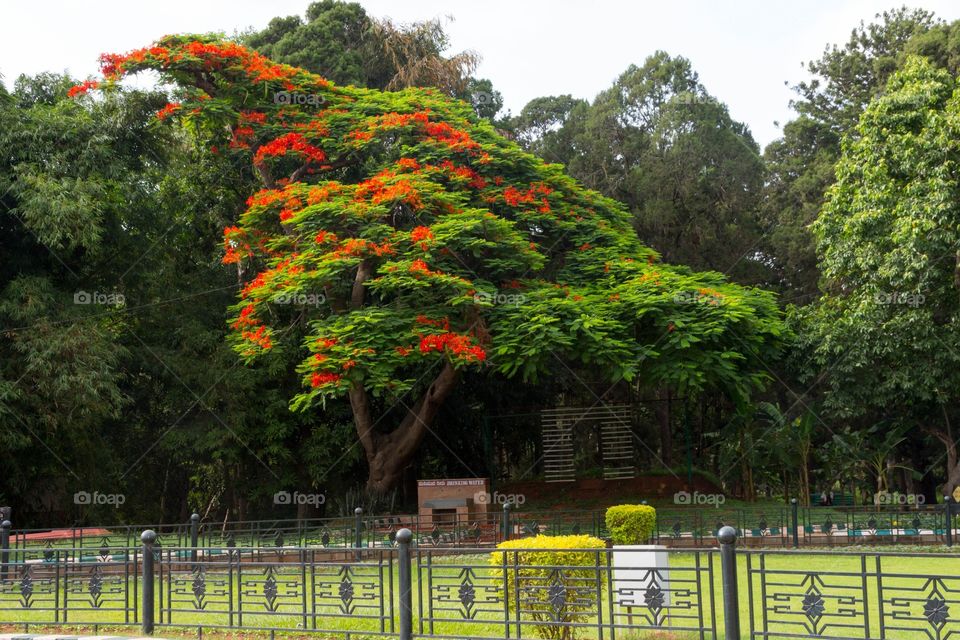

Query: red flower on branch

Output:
[254, 133, 327, 165]
[67, 79, 100, 98]
[156, 102, 181, 120]
[410, 226, 434, 249]
[418, 333, 486, 362]
[311, 372, 342, 387]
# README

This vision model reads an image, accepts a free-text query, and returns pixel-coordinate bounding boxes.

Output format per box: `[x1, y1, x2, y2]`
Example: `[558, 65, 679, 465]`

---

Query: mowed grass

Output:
[1, 548, 958, 639]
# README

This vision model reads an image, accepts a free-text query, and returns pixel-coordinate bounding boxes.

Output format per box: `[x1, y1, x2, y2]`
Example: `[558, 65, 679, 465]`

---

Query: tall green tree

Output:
[91, 35, 786, 493]
[803, 56, 960, 495]
[762, 8, 942, 300]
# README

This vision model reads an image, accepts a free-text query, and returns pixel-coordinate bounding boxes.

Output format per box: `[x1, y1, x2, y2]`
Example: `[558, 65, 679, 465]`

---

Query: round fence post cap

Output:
[717, 525, 737, 545]
[503, 501, 512, 511]
[0, 520, 10, 529]
[355, 507, 364, 515]
[190, 513, 200, 523]
[395, 528, 413, 544]
[791, 498, 798, 505]
[141, 529, 157, 544]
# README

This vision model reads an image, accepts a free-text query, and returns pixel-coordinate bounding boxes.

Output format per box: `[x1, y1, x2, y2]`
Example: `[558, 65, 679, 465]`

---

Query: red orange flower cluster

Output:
[410, 226, 434, 250]
[306, 182, 342, 205]
[353, 170, 423, 209]
[156, 102, 181, 120]
[329, 238, 395, 259]
[230, 125, 255, 149]
[254, 133, 327, 165]
[418, 333, 486, 362]
[67, 79, 100, 98]
[503, 182, 553, 213]
[241, 325, 273, 351]
[311, 372, 341, 387]
[437, 160, 486, 189]
[223, 226, 255, 265]
[409, 259, 435, 276]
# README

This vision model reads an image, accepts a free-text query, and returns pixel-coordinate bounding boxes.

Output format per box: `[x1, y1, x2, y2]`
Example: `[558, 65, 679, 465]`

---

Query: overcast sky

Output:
[3, 1, 960, 147]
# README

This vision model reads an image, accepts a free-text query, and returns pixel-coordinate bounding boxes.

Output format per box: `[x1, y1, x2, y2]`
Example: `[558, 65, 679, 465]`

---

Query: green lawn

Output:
[1, 548, 957, 639]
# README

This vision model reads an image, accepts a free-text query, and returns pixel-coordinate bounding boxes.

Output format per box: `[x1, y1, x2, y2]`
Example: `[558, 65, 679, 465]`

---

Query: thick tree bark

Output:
[927, 407, 960, 497]
[349, 361, 460, 494]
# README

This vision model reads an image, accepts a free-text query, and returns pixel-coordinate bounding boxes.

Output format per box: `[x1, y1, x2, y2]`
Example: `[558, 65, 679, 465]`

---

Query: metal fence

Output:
[3, 527, 960, 639]
[3, 500, 959, 556]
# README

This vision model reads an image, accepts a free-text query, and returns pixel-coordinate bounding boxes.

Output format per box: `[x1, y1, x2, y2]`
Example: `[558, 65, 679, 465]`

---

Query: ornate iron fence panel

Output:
[747, 549, 960, 639]
[0, 545, 139, 628]
[748, 551, 871, 638]
[415, 546, 719, 639]
[875, 553, 960, 639]
[153, 546, 394, 636]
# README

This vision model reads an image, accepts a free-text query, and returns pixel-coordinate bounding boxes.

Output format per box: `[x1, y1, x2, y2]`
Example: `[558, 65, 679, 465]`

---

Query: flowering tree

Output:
[79, 36, 784, 492]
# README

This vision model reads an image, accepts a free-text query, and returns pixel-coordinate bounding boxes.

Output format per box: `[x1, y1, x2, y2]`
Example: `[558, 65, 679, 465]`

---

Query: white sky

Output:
[3, 0, 959, 147]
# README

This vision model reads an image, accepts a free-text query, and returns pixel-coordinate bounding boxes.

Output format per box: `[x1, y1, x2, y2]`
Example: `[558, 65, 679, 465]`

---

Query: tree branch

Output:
[351, 260, 372, 309]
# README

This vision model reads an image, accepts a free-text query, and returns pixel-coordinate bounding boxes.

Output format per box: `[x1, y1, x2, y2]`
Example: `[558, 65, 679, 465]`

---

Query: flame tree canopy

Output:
[77, 35, 785, 491]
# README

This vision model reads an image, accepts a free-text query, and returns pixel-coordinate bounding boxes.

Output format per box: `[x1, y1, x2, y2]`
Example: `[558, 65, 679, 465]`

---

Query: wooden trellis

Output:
[540, 405, 635, 482]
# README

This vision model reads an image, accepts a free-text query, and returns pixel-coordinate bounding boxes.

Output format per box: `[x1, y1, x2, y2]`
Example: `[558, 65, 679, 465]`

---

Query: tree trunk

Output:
[350, 362, 460, 494]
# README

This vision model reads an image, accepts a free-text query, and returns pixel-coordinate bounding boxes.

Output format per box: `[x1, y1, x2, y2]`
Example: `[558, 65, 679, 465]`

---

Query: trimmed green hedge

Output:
[605, 504, 657, 544]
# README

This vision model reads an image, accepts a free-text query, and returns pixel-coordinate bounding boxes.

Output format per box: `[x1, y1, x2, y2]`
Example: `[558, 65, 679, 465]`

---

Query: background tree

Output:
[761, 8, 943, 301]
[512, 52, 768, 285]
[802, 56, 960, 496]
[242, 0, 497, 110]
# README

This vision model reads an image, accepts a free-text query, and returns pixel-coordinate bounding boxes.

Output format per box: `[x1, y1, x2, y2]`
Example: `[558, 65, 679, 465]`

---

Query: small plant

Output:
[605, 504, 657, 545]
[489, 534, 606, 640]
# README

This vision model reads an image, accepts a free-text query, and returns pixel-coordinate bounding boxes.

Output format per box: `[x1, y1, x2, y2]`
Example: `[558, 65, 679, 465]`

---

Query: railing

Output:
[4, 499, 958, 555]
[745, 548, 960, 637]
[3, 528, 960, 638]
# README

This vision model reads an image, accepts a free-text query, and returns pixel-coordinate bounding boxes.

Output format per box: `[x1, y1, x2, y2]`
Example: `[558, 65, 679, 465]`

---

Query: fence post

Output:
[397, 528, 413, 640]
[190, 513, 200, 563]
[946, 496, 953, 547]
[0, 520, 10, 583]
[141, 529, 157, 635]
[791, 498, 799, 548]
[718, 526, 740, 639]
[354, 507, 364, 548]
[502, 502, 512, 541]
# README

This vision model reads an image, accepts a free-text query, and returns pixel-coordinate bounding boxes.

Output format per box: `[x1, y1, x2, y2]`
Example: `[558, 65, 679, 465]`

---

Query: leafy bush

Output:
[489, 534, 606, 640]
[605, 504, 657, 545]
